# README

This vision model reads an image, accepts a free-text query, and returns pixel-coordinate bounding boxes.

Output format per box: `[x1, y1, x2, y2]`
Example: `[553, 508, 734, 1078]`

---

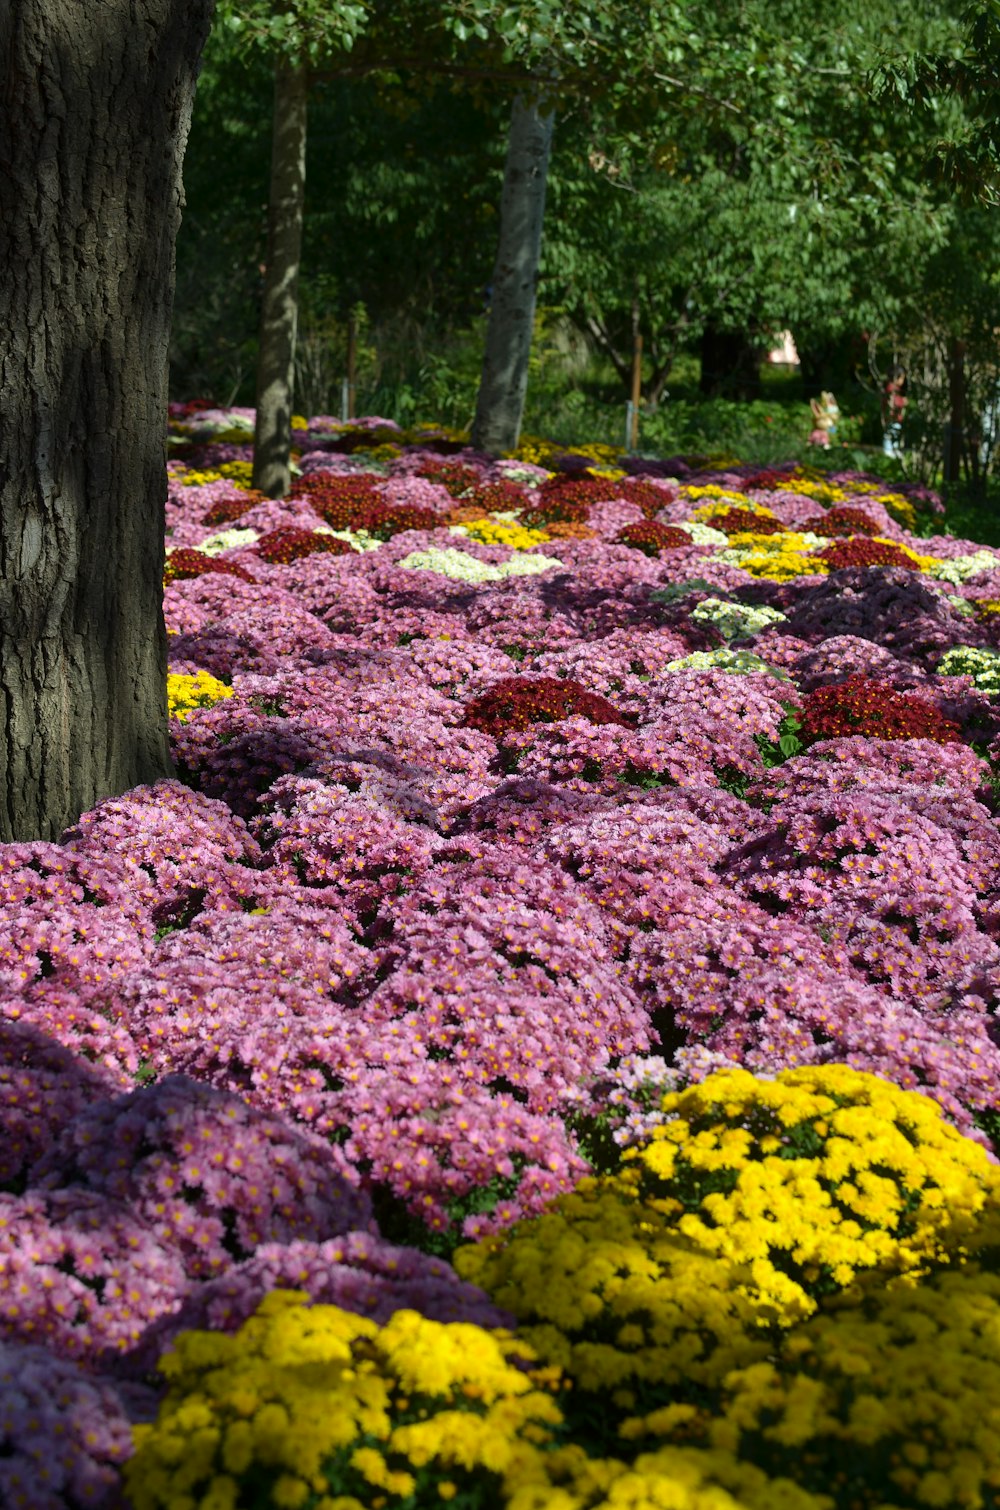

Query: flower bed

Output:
[7, 413, 1000, 1507]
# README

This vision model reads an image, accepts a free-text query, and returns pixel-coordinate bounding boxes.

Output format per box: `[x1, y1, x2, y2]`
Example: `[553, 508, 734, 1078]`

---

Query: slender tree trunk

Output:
[252, 61, 308, 499]
[0, 0, 214, 843]
[944, 336, 966, 485]
[471, 92, 554, 455]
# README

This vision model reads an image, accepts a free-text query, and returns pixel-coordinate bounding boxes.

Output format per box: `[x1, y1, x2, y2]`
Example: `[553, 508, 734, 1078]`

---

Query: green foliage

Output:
[755, 708, 805, 768]
[218, 0, 371, 65]
[872, 0, 1000, 203]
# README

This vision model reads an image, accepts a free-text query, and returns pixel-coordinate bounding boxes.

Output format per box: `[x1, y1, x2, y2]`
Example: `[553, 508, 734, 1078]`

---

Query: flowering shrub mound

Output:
[705, 507, 785, 536]
[615, 520, 694, 556]
[31, 1075, 371, 1278]
[254, 527, 354, 565]
[0, 1340, 143, 1510]
[288, 472, 383, 526]
[797, 673, 963, 744]
[0, 1187, 187, 1358]
[415, 460, 482, 495]
[817, 536, 919, 570]
[0, 1019, 128, 1192]
[518, 493, 593, 527]
[689, 1266, 1000, 1510]
[462, 479, 531, 513]
[456, 1066, 1000, 1484]
[125, 1292, 563, 1510]
[364, 500, 439, 539]
[165, 669, 232, 721]
[462, 675, 634, 740]
[803, 502, 880, 536]
[162, 548, 256, 584]
[199, 491, 267, 527]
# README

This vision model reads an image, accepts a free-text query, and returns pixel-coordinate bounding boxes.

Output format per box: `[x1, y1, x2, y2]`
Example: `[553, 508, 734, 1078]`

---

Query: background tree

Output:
[543, 0, 962, 404]
[0, 0, 215, 842]
[218, 0, 369, 495]
[223, 0, 709, 472]
[470, 91, 554, 452]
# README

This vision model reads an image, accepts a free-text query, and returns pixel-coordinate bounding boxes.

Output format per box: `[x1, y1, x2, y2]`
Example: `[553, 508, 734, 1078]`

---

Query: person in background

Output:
[882, 365, 907, 457]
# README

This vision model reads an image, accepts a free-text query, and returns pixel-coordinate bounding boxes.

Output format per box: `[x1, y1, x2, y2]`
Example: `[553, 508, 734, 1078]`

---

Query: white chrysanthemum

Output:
[195, 528, 260, 556]
[928, 550, 1000, 584]
[398, 546, 564, 582]
[689, 596, 788, 640]
[315, 525, 381, 552]
[672, 521, 730, 547]
[937, 644, 1000, 695]
[663, 647, 784, 677]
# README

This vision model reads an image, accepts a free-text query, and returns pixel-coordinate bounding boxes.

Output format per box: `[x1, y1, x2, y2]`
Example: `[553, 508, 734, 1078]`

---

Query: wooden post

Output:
[629, 331, 643, 451]
[346, 313, 357, 420]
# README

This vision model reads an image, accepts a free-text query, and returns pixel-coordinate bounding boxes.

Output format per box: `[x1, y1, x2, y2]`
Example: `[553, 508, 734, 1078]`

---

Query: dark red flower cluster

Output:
[290, 475, 436, 539]
[520, 477, 668, 527]
[175, 397, 216, 416]
[200, 493, 265, 528]
[289, 474, 384, 528]
[163, 549, 257, 585]
[255, 529, 354, 565]
[538, 476, 623, 505]
[704, 508, 785, 536]
[614, 521, 695, 557]
[735, 468, 797, 492]
[415, 462, 481, 496]
[622, 479, 673, 519]
[804, 504, 880, 538]
[364, 502, 439, 540]
[462, 481, 530, 513]
[518, 492, 593, 528]
[798, 675, 962, 745]
[462, 676, 633, 740]
[818, 537, 914, 571]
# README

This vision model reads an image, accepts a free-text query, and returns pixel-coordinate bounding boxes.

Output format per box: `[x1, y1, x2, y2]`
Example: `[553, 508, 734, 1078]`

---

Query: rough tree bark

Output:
[471, 92, 554, 456]
[252, 60, 308, 498]
[0, 0, 215, 843]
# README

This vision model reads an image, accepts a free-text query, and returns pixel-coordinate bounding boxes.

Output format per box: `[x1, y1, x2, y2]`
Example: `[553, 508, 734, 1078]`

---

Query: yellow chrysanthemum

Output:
[167, 670, 233, 722]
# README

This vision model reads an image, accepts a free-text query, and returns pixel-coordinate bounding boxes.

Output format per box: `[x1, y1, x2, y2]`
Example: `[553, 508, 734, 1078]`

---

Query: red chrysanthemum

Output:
[462, 480, 530, 513]
[363, 502, 439, 540]
[803, 504, 880, 538]
[734, 468, 798, 492]
[818, 537, 914, 571]
[255, 529, 354, 565]
[289, 474, 384, 530]
[798, 675, 962, 745]
[519, 493, 594, 528]
[619, 479, 673, 519]
[200, 492, 267, 528]
[461, 676, 634, 740]
[704, 508, 785, 536]
[615, 521, 695, 557]
[163, 549, 257, 584]
[415, 462, 482, 497]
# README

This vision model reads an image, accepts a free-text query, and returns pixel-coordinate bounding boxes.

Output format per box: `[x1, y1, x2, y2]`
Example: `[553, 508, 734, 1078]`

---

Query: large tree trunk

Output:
[252, 60, 308, 498]
[471, 92, 554, 456]
[0, 0, 214, 843]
